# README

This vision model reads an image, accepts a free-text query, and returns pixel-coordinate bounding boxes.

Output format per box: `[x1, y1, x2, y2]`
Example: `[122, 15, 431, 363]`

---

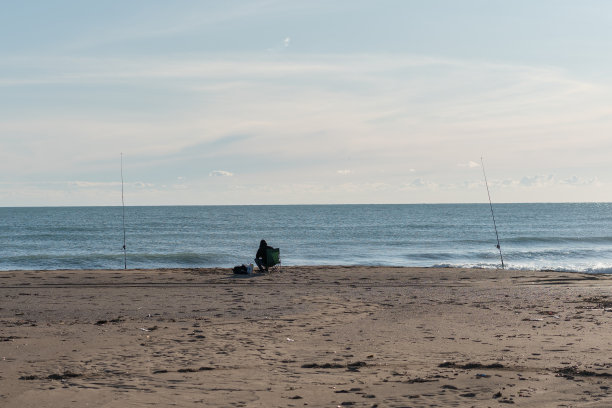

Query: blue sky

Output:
[2, 0, 612, 205]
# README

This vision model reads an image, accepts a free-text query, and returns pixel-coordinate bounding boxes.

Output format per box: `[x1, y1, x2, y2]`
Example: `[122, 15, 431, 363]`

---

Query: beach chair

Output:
[265, 247, 281, 272]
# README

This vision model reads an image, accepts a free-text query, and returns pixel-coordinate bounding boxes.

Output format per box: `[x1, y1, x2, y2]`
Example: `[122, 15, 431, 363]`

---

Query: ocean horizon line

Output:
[2, 201, 612, 209]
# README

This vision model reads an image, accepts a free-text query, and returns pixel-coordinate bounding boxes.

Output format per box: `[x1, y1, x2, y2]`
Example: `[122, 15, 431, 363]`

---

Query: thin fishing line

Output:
[481, 156, 505, 269]
[121, 153, 127, 270]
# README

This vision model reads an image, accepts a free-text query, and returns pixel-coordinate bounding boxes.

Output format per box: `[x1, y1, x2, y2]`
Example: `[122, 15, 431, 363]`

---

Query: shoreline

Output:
[2, 266, 612, 407]
[3, 260, 612, 275]
[1, 264, 610, 274]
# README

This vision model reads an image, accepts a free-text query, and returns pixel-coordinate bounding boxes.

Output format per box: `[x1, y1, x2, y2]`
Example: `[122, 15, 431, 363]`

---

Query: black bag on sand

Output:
[233, 264, 248, 274]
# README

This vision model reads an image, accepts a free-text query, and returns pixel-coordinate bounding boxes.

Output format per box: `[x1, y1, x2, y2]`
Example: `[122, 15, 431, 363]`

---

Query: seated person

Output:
[255, 239, 273, 272]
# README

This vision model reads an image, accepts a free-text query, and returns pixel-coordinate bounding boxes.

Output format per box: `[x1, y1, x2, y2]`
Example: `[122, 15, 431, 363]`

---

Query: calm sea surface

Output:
[2, 204, 612, 273]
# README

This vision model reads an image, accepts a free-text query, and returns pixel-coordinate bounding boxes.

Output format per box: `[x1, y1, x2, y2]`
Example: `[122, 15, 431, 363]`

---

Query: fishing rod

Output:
[121, 153, 127, 270]
[481, 156, 505, 269]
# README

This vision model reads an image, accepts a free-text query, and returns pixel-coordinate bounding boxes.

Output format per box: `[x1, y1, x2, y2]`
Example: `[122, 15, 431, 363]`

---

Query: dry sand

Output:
[1, 266, 612, 407]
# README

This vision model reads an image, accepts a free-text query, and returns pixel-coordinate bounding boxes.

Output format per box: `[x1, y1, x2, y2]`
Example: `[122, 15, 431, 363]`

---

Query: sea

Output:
[2, 203, 612, 273]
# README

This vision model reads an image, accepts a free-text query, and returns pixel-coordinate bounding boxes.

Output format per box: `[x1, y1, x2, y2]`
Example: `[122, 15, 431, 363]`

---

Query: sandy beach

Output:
[1, 266, 612, 407]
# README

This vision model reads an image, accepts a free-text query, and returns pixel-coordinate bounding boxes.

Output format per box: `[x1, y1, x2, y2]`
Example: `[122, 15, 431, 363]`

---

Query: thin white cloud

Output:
[519, 175, 555, 187]
[70, 181, 122, 188]
[68, 181, 153, 188]
[337, 169, 352, 175]
[209, 170, 234, 177]
[133, 182, 156, 188]
[284, 37, 291, 47]
[458, 161, 480, 168]
[407, 178, 438, 189]
[60, 0, 299, 53]
[485, 174, 603, 189]
[559, 176, 601, 187]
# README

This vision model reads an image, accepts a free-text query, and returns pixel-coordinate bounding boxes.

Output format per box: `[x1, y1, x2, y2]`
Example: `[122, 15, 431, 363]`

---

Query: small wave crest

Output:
[504, 236, 612, 245]
[127, 252, 230, 267]
[0, 252, 233, 271]
[434, 262, 612, 274]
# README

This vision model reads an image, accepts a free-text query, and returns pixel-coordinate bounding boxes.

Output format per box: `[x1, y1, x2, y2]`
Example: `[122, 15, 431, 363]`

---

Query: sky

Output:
[2, 0, 612, 206]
